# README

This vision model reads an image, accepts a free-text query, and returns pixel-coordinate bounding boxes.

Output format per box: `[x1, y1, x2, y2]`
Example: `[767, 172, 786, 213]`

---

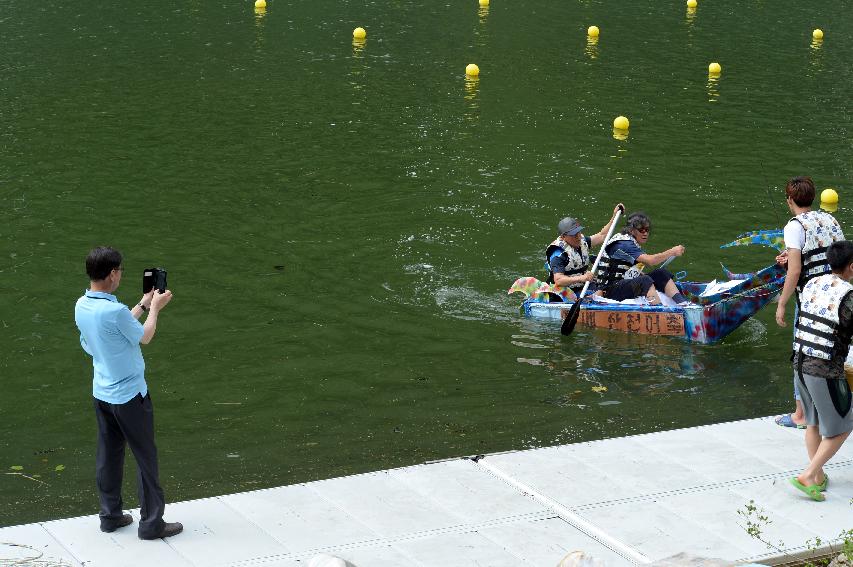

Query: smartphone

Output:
[143, 268, 168, 294]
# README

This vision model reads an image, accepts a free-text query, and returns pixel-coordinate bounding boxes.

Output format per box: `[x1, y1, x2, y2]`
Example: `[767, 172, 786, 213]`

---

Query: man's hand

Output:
[614, 203, 625, 215]
[140, 289, 155, 310]
[578, 271, 595, 283]
[671, 245, 686, 257]
[775, 303, 786, 327]
[151, 290, 173, 312]
[776, 250, 789, 267]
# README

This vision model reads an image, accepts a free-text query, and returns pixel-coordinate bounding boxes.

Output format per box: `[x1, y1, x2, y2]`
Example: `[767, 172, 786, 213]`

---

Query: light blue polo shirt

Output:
[74, 290, 147, 404]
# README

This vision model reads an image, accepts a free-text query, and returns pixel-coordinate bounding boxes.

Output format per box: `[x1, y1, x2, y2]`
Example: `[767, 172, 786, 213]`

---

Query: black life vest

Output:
[594, 233, 643, 288]
[544, 237, 590, 292]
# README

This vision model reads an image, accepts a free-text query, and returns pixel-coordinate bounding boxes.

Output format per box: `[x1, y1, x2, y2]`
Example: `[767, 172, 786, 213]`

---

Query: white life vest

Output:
[792, 210, 845, 289]
[545, 236, 590, 292]
[595, 232, 643, 288]
[794, 273, 853, 360]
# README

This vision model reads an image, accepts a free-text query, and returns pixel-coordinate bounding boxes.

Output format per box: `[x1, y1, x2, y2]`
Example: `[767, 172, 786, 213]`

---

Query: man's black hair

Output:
[828, 241, 853, 272]
[625, 211, 652, 233]
[86, 247, 123, 281]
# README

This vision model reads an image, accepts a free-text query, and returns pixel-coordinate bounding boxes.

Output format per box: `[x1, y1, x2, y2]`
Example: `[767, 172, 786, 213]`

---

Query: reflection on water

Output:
[612, 127, 629, 141]
[474, 6, 490, 50]
[686, 6, 697, 26]
[464, 76, 479, 123]
[512, 323, 706, 382]
[581, 330, 705, 378]
[584, 37, 599, 60]
[505, 316, 729, 446]
[809, 39, 823, 73]
[707, 74, 720, 103]
[478, 6, 489, 24]
[253, 6, 265, 51]
[350, 38, 366, 94]
[508, 310, 772, 388]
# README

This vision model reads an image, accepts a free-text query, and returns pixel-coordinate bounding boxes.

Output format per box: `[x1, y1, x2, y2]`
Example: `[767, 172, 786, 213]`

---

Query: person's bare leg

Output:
[803, 426, 825, 485]
[797, 430, 850, 487]
[646, 287, 661, 305]
[663, 279, 680, 299]
[792, 399, 806, 426]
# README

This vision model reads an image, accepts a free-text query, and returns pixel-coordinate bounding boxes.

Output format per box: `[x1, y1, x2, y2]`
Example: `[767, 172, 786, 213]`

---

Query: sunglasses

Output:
[634, 227, 650, 234]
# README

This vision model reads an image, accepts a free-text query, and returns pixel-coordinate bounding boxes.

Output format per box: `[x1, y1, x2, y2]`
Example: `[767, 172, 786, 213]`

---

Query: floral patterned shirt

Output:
[794, 292, 853, 379]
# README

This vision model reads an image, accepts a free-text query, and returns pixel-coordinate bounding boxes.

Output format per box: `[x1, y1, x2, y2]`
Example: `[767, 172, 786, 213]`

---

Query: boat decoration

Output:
[509, 230, 786, 344]
[720, 229, 785, 253]
[508, 277, 575, 303]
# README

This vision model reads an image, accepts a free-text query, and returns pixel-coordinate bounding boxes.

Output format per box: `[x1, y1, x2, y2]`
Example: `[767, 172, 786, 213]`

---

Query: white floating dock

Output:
[3, 417, 852, 566]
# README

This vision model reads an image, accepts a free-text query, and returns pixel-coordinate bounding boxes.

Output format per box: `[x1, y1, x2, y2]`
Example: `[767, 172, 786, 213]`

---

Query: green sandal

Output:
[818, 474, 828, 492]
[790, 477, 825, 502]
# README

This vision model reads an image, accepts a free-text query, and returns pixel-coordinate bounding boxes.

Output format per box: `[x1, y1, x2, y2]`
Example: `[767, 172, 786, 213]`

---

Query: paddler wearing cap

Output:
[545, 204, 624, 300]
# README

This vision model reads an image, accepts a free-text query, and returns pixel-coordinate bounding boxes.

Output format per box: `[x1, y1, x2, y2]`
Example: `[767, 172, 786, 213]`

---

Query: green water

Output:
[1, 0, 851, 527]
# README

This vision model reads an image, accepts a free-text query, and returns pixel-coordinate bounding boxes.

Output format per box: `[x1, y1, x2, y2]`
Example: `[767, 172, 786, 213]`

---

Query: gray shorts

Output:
[797, 371, 853, 438]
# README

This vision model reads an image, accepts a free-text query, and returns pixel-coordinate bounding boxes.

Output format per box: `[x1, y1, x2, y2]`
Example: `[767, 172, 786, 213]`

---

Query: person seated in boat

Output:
[545, 204, 624, 301]
[594, 212, 689, 305]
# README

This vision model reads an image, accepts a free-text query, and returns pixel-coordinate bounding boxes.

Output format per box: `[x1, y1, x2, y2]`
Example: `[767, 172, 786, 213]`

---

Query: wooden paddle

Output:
[561, 207, 623, 336]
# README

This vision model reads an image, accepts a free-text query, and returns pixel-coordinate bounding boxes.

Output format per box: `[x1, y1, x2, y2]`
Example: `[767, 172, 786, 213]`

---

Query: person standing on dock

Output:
[594, 212, 690, 305]
[74, 247, 183, 540]
[546, 203, 624, 300]
[788, 240, 853, 502]
[774, 177, 844, 429]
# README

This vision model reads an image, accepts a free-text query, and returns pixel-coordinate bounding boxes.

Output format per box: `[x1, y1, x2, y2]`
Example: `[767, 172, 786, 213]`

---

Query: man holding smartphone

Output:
[74, 246, 182, 540]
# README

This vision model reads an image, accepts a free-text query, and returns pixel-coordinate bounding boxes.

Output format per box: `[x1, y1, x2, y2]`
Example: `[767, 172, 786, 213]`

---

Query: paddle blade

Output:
[560, 300, 582, 335]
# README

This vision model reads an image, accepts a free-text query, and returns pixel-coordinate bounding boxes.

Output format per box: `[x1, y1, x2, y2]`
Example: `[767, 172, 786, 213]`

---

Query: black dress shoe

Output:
[139, 521, 183, 540]
[100, 513, 134, 533]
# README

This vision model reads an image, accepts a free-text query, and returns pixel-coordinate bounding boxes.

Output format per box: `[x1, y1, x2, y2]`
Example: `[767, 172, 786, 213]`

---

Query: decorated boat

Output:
[509, 230, 786, 344]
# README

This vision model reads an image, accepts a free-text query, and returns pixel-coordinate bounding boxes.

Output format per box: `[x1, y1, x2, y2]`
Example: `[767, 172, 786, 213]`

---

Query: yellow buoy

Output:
[708, 62, 721, 74]
[613, 116, 629, 130]
[821, 188, 839, 212]
[254, 0, 266, 8]
[812, 29, 824, 40]
[353, 27, 366, 40]
[686, 0, 697, 8]
[587, 25, 600, 38]
[479, 0, 490, 6]
[466, 63, 480, 77]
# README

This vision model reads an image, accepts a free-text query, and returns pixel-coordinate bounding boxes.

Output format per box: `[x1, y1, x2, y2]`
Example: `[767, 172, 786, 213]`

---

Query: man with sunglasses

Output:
[594, 212, 689, 305]
[74, 246, 182, 540]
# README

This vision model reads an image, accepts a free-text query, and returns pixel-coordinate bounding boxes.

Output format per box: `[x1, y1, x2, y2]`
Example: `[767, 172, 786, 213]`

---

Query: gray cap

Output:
[557, 217, 583, 236]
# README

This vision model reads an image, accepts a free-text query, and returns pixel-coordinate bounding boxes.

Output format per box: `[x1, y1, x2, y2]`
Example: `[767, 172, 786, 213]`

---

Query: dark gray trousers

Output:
[94, 393, 165, 538]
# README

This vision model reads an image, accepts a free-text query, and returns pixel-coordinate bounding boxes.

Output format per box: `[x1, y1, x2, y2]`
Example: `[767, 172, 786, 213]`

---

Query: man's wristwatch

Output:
[137, 303, 148, 312]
